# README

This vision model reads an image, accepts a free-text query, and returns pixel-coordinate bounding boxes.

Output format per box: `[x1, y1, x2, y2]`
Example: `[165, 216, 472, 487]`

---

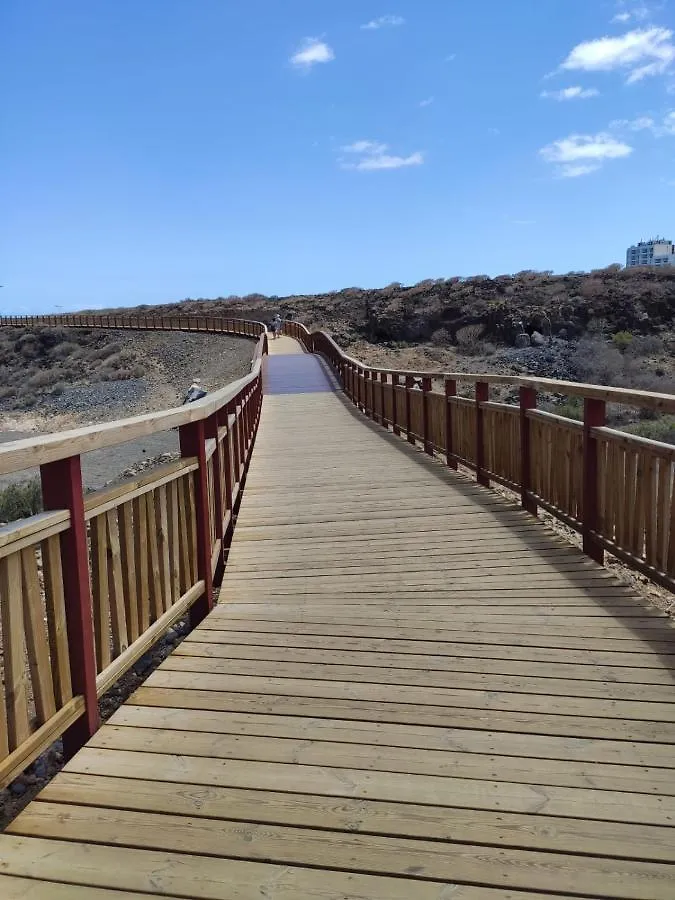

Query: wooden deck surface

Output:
[2, 343, 675, 899]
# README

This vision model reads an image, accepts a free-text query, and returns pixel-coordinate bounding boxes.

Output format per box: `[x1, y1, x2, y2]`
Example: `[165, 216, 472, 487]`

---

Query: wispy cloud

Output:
[340, 140, 424, 171]
[611, 110, 675, 135]
[559, 163, 602, 178]
[445, 53, 457, 62]
[342, 140, 388, 154]
[541, 85, 600, 100]
[361, 15, 405, 30]
[290, 38, 335, 70]
[419, 97, 434, 107]
[560, 27, 675, 83]
[540, 132, 633, 177]
[612, 3, 650, 24]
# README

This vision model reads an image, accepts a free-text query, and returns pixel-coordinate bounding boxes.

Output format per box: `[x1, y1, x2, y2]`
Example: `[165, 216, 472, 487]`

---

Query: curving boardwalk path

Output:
[2, 338, 675, 898]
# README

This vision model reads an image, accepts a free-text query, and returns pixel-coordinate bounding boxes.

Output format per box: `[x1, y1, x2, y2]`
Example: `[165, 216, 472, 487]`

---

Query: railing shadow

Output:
[332, 388, 675, 680]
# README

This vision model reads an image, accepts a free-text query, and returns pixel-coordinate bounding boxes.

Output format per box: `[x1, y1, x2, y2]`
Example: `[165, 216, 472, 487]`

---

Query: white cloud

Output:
[354, 152, 424, 170]
[361, 15, 405, 30]
[340, 141, 424, 171]
[445, 53, 457, 62]
[541, 85, 600, 100]
[610, 114, 656, 130]
[290, 38, 335, 69]
[342, 140, 388, 154]
[540, 132, 633, 177]
[419, 97, 434, 107]
[611, 110, 675, 135]
[560, 163, 602, 177]
[561, 27, 675, 83]
[661, 110, 675, 133]
[612, 4, 650, 24]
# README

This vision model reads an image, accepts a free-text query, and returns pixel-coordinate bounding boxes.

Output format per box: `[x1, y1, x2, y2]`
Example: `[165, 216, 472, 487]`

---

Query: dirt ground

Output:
[0, 331, 255, 491]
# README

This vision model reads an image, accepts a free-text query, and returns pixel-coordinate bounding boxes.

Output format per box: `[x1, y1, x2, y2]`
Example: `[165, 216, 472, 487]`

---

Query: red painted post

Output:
[422, 376, 433, 456]
[405, 375, 415, 444]
[445, 378, 457, 469]
[40, 456, 99, 759]
[179, 420, 213, 625]
[583, 398, 605, 564]
[520, 387, 537, 515]
[392, 374, 400, 436]
[475, 381, 490, 486]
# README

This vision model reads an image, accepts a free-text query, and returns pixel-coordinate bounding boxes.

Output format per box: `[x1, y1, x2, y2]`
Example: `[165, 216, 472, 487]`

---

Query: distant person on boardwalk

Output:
[272, 314, 282, 339]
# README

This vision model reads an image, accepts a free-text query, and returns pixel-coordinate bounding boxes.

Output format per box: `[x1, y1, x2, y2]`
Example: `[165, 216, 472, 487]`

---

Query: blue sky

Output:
[1, 0, 673, 313]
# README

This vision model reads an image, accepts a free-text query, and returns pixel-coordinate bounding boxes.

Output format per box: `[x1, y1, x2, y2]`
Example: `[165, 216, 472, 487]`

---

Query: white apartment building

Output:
[626, 237, 675, 268]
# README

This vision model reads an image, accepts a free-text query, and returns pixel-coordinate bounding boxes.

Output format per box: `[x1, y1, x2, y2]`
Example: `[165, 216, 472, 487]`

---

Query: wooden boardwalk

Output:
[2, 339, 675, 899]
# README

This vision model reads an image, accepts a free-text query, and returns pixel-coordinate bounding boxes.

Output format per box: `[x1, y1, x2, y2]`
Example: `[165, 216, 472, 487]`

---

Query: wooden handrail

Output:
[1, 309, 673, 792]
[284, 318, 675, 595]
[0, 318, 267, 786]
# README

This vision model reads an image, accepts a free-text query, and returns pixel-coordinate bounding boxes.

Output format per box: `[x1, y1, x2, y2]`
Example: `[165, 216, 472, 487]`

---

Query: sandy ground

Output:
[0, 331, 255, 491]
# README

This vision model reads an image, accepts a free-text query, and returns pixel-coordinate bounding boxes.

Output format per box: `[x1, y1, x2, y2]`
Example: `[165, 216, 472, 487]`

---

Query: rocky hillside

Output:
[107, 265, 675, 349]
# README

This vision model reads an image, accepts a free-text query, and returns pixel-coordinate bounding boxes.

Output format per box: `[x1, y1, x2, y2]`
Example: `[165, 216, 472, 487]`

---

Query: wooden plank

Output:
[118, 501, 139, 643]
[144, 491, 162, 622]
[0, 697, 84, 789]
[176, 475, 192, 594]
[40, 534, 72, 708]
[176, 639, 675, 685]
[90, 514, 111, 672]
[185, 627, 675, 670]
[110, 705, 675, 767]
[40, 771, 675, 861]
[132, 495, 150, 635]
[105, 509, 129, 657]
[164, 648, 675, 703]
[132, 683, 675, 743]
[95, 581, 204, 697]
[0, 875, 189, 899]
[0, 553, 31, 750]
[20, 548, 57, 724]
[146, 667, 675, 725]
[87, 723, 675, 795]
[166, 478, 181, 605]
[154, 484, 172, 611]
[0, 835, 552, 900]
[8, 802, 675, 898]
[66, 746, 675, 829]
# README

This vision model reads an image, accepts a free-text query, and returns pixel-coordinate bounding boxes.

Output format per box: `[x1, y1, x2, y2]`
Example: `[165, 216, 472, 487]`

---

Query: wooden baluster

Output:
[380, 373, 387, 429]
[583, 398, 606, 564]
[205, 413, 224, 580]
[422, 376, 433, 455]
[520, 387, 537, 514]
[475, 381, 489, 486]
[392, 374, 400, 436]
[40, 456, 99, 759]
[179, 421, 213, 625]
[445, 378, 457, 469]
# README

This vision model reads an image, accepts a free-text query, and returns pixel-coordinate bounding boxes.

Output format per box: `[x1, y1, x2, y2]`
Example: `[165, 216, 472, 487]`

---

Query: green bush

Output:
[612, 331, 633, 353]
[623, 415, 675, 445]
[0, 479, 43, 522]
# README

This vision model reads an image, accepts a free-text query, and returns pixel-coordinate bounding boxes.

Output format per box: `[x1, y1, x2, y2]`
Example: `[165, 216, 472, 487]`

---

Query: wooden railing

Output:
[0, 313, 262, 337]
[0, 316, 266, 786]
[285, 320, 675, 595]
